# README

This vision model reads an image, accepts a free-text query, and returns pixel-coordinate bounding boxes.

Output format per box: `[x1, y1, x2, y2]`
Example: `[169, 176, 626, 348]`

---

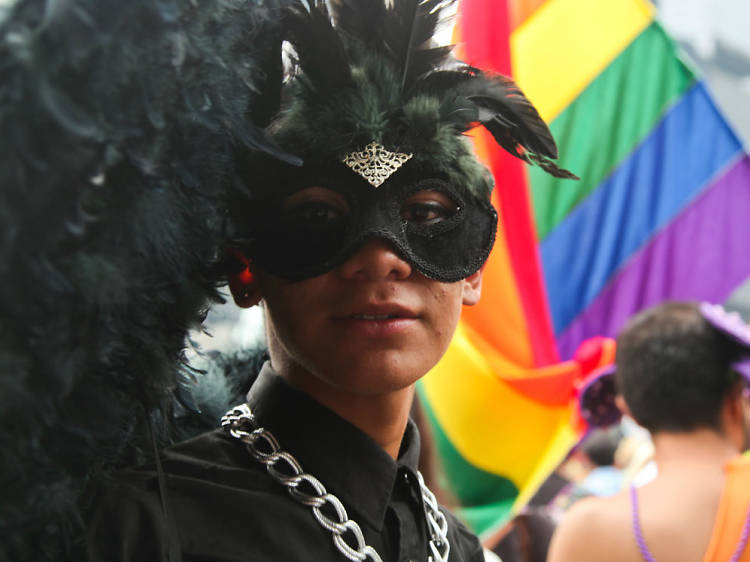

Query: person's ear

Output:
[462, 267, 484, 306]
[615, 394, 632, 418]
[723, 382, 744, 428]
[720, 382, 746, 451]
[226, 250, 262, 308]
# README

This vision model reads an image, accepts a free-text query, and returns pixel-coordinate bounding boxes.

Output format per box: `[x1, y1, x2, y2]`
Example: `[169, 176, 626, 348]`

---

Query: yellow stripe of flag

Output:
[511, 0, 654, 122]
[422, 324, 576, 487]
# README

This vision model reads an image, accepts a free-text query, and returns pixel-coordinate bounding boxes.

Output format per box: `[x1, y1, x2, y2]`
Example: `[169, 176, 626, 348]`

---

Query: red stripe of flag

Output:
[459, 0, 559, 366]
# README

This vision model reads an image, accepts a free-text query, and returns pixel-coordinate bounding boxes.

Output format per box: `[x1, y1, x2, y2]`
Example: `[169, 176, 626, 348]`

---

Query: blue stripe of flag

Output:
[541, 81, 743, 335]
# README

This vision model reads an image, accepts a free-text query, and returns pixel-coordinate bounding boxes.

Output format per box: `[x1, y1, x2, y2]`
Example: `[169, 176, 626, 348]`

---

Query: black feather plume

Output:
[381, 0, 453, 90]
[279, 0, 575, 179]
[453, 73, 558, 157]
[437, 69, 578, 178]
[0, 0, 294, 558]
[332, 0, 386, 50]
[284, 0, 353, 95]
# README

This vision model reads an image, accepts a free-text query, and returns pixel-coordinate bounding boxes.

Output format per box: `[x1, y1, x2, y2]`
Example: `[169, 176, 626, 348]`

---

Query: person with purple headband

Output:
[548, 301, 750, 562]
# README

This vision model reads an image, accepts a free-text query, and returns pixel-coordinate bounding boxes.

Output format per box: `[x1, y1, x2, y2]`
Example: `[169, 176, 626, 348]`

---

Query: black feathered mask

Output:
[233, 0, 576, 282]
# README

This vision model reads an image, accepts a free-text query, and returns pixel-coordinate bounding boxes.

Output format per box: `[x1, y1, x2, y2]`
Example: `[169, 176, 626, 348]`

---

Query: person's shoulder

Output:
[547, 493, 632, 562]
[87, 429, 300, 560]
[91, 428, 272, 516]
[161, 427, 272, 477]
[164, 427, 234, 459]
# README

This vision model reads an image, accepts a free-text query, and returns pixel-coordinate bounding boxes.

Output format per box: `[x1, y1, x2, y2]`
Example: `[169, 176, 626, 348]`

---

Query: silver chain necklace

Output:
[221, 403, 451, 562]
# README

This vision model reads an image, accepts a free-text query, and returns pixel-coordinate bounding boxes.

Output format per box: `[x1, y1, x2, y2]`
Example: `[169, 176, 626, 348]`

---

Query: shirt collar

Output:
[245, 362, 421, 530]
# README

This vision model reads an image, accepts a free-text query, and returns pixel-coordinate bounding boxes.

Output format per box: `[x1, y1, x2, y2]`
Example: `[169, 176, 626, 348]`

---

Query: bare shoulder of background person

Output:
[547, 492, 635, 562]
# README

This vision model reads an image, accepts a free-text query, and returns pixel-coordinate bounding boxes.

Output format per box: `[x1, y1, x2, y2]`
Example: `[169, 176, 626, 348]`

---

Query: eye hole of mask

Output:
[282, 186, 350, 230]
[400, 189, 459, 225]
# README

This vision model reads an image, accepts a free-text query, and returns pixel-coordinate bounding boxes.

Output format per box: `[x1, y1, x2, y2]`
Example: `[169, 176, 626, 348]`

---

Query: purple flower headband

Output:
[578, 303, 750, 428]
[578, 364, 621, 428]
[699, 302, 750, 382]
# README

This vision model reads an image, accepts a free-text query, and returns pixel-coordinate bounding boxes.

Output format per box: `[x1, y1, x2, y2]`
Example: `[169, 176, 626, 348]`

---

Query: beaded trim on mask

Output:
[342, 142, 413, 187]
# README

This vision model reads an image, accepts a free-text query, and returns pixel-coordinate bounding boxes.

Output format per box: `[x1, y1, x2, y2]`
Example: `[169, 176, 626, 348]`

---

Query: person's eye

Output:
[401, 190, 458, 225]
[282, 186, 349, 229]
[287, 201, 345, 225]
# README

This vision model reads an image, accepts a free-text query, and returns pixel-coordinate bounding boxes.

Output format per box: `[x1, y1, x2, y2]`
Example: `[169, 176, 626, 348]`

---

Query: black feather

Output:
[378, 0, 454, 90]
[407, 44, 455, 83]
[0, 0, 295, 558]
[442, 94, 480, 130]
[527, 152, 580, 179]
[284, 0, 353, 95]
[453, 73, 558, 158]
[410, 65, 479, 97]
[332, 0, 386, 50]
[409, 64, 577, 177]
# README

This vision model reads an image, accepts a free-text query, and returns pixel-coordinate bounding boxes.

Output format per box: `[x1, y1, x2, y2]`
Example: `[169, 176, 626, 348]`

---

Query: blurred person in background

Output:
[483, 507, 556, 562]
[548, 301, 750, 562]
[616, 417, 658, 489]
[577, 426, 625, 497]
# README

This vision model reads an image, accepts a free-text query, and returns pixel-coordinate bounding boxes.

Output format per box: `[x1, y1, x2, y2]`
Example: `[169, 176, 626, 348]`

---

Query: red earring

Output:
[238, 262, 254, 285]
[226, 248, 254, 297]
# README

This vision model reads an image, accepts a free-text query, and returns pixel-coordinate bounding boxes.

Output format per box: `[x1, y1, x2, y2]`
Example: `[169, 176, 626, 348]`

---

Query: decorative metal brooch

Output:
[342, 142, 413, 187]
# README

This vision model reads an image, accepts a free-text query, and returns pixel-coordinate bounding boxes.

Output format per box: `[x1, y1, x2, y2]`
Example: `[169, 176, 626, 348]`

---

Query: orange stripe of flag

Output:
[458, 0, 559, 366]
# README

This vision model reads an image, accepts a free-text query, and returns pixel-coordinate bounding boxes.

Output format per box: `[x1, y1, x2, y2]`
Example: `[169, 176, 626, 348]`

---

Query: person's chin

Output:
[317, 358, 417, 392]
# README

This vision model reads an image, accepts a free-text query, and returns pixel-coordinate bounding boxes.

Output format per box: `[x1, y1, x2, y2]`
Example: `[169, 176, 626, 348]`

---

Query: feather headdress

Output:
[256, 0, 575, 200]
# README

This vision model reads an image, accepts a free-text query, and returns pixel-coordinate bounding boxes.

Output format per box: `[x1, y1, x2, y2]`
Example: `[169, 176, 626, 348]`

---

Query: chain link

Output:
[417, 471, 450, 562]
[221, 403, 450, 562]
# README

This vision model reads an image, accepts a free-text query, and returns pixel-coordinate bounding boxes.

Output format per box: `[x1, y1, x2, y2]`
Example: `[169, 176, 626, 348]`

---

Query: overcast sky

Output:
[657, 0, 750, 58]
[1, 0, 747, 57]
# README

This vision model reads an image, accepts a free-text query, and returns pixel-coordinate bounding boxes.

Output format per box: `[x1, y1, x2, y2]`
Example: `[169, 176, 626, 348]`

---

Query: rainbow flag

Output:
[419, 0, 750, 537]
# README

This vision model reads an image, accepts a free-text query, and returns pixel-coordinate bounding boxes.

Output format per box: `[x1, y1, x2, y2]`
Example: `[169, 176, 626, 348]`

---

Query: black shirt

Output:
[88, 364, 484, 562]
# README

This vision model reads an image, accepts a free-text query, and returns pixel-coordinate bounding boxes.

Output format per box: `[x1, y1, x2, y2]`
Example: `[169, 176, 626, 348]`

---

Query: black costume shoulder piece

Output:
[0, 0, 292, 558]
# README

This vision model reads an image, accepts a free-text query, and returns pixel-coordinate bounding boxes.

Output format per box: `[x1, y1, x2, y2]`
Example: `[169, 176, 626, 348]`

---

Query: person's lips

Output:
[333, 303, 419, 337]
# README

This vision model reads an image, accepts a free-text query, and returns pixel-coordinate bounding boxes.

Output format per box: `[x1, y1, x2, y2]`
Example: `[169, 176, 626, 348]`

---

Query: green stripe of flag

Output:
[418, 387, 518, 533]
[531, 23, 696, 240]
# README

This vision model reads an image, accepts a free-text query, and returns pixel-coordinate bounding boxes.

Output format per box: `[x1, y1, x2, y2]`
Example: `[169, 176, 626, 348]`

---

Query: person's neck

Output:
[279, 367, 415, 460]
[652, 428, 739, 472]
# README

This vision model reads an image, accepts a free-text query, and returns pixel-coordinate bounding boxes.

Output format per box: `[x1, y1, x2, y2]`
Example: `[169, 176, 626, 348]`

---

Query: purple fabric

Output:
[732, 358, 750, 383]
[700, 302, 750, 383]
[730, 504, 750, 562]
[557, 155, 750, 359]
[579, 366, 621, 428]
[630, 485, 656, 562]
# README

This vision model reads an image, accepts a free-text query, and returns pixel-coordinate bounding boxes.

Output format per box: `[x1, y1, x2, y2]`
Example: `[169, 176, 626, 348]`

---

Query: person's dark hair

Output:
[616, 301, 742, 433]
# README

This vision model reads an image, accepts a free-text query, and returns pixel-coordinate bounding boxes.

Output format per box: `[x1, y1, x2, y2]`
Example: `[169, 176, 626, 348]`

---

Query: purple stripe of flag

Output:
[557, 154, 750, 359]
[542, 83, 743, 335]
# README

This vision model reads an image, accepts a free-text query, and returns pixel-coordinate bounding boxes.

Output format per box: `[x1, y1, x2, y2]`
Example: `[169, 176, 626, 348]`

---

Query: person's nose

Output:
[337, 238, 412, 281]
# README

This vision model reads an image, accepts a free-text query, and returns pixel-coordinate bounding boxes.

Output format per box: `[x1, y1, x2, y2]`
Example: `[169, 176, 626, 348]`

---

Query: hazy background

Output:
[653, 1, 750, 315]
[656, 0, 750, 145]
